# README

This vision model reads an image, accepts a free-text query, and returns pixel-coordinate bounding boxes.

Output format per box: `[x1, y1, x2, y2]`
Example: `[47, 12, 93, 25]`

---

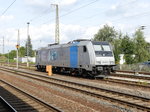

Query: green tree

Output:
[93, 24, 117, 43]
[120, 35, 135, 64]
[146, 42, 150, 60]
[7, 50, 16, 59]
[133, 29, 150, 63]
[93, 24, 121, 63]
[25, 36, 33, 57]
[32, 50, 35, 57]
[19, 46, 26, 57]
[112, 31, 123, 64]
[121, 35, 133, 54]
[113, 39, 122, 64]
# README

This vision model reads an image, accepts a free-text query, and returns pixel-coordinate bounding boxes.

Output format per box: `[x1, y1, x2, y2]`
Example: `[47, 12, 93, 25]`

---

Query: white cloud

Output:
[25, 0, 49, 7]
[59, 0, 77, 6]
[111, 5, 117, 10]
[0, 28, 17, 53]
[59, 24, 98, 43]
[135, 2, 150, 9]
[146, 37, 150, 43]
[0, 23, 99, 53]
[0, 15, 14, 22]
[25, 0, 78, 7]
[105, 0, 139, 17]
[102, 21, 113, 27]
[28, 24, 99, 45]
[145, 32, 150, 42]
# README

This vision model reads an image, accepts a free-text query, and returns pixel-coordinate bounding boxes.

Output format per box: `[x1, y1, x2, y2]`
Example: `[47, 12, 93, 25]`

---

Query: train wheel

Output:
[78, 69, 83, 76]
[37, 65, 41, 71]
[82, 69, 88, 78]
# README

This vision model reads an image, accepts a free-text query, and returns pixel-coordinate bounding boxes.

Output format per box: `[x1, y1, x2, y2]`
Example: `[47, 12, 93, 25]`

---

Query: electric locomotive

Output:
[35, 39, 116, 77]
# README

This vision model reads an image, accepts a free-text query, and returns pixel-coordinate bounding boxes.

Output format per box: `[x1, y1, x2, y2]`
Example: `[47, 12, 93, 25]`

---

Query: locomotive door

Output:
[80, 46, 89, 66]
[70, 46, 78, 68]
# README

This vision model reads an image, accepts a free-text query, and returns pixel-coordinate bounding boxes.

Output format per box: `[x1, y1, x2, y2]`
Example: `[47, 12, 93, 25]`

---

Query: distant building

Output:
[119, 54, 125, 64]
[14, 57, 35, 63]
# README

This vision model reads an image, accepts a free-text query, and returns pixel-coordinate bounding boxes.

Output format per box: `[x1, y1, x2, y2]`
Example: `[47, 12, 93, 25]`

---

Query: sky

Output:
[0, 0, 150, 53]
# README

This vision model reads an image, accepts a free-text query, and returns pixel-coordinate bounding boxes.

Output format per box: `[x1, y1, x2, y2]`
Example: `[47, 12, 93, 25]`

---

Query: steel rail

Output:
[0, 67, 150, 111]
[0, 96, 17, 112]
[105, 78, 150, 89]
[111, 73, 150, 80]
[0, 79, 62, 112]
[116, 70, 150, 76]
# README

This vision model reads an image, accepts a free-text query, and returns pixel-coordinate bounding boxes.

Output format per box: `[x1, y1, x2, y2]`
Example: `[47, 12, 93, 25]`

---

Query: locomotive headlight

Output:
[110, 61, 115, 64]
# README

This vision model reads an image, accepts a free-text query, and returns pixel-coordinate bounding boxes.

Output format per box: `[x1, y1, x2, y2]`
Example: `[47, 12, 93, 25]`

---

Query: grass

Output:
[137, 81, 148, 85]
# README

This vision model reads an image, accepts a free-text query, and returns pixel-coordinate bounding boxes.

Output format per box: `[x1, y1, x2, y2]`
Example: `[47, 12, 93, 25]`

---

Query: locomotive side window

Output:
[83, 46, 87, 52]
[49, 50, 58, 61]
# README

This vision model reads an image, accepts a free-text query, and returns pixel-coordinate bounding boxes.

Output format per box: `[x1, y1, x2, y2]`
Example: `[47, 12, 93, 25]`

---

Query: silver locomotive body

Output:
[36, 40, 116, 77]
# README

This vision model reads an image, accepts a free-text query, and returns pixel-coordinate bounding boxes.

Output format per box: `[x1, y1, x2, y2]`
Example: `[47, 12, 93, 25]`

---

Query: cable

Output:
[42, 0, 138, 26]
[35, 0, 100, 26]
[111, 12, 150, 23]
[1, 0, 17, 16]
[29, 0, 150, 35]
[59, 0, 100, 18]
[29, 8, 54, 22]
[75, 0, 138, 24]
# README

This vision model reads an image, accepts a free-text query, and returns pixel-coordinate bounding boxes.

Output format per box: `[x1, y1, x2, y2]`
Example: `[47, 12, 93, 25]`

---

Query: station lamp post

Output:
[140, 26, 146, 30]
[27, 22, 30, 67]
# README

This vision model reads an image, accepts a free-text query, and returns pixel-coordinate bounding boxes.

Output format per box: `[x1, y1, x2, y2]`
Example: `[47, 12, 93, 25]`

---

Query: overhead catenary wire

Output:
[25, 0, 150, 40]
[37, 0, 140, 27]
[59, 0, 100, 18]
[110, 11, 150, 24]
[0, 0, 17, 47]
[74, 0, 139, 24]
[1, 0, 17, 16]
[36, 0, 100, 25]
[28, 0, 65, 23]
[76, 1, 150, 32]
[29, 8, 54, 22]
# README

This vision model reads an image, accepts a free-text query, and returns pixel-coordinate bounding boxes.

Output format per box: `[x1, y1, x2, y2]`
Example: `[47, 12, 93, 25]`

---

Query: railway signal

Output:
[16, 30, 20, 69]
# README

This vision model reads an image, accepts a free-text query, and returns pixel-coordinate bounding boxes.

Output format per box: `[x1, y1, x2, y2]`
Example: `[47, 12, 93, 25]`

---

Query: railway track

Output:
[105, 77, 150, 89]
[111, 72, 150, 80]
[0, 96, 17, 112]
[0, 67, 150, 111]
[3, 65, 150, 89]
[1, 66, 150, 89]
[0, 63, 35, 70]
[116, 70, 150, 76]
[0, 79, 62, 112]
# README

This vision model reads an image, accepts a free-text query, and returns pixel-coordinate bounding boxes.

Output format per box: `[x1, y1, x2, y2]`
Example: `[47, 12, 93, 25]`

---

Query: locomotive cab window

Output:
[102, 45, 111, 51]
[83, 46, 87, 52]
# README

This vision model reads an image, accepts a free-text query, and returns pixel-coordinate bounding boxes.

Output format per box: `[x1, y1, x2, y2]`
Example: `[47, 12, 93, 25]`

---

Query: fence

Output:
[118, 64, 150, 72]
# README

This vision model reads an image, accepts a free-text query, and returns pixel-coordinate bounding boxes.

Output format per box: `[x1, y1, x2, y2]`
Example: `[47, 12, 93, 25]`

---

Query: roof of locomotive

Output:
[92, 41, 110, 45]
[37, 39, 90, 50]
[37, 39, 110, 51]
